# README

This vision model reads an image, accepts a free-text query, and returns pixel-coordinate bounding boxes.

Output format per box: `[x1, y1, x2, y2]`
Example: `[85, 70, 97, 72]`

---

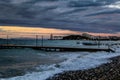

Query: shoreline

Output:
[47, 56, 120, 80]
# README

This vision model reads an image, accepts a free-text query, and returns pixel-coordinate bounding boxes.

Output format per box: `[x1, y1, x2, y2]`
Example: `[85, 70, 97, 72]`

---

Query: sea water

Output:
[0, 49, 120, 80]
[0, 44, 120, 80]
[1, 0, 120, 79]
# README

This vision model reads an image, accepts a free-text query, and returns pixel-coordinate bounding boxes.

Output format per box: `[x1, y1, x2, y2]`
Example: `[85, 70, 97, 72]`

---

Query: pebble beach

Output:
[48, 56, 120, 80]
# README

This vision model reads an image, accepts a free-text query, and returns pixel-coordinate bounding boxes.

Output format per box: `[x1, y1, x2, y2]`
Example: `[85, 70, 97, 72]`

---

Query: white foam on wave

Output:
[1, 48, 120, 80]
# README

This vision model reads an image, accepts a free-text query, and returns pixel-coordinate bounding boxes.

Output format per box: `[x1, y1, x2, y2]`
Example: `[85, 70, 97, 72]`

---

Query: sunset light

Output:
[0, 26, 79, 34]
[0, 26, 80, 38]
[0, 1, 120, 80]
[0, 26, 120, 39]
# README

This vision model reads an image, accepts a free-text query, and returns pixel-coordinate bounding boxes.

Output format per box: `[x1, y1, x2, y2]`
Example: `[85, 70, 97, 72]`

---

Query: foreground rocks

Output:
[47, 56, 120, 80]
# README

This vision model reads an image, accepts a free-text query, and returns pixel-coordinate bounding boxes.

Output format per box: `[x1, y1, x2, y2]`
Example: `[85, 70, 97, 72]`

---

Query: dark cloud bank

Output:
[0, 0, 120, 33]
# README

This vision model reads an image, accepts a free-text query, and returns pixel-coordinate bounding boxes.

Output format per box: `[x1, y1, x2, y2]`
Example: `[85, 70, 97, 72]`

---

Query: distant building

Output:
[50, 34, 53, 40]
[59, 33, 120, 40]
[82, 33, 91, 37]
[53, 36, 63, 40]
[82, 33, 94, 39]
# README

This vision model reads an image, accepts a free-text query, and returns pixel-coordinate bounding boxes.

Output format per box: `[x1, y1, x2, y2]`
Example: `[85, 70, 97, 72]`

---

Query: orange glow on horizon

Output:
[0, 26, 80, 38]
[0, 26, 79, 34]
[0, 26, 120, 38]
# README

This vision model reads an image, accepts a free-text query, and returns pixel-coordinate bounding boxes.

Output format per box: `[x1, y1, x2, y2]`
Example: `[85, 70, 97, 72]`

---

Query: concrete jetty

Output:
[0, 44, 115, 52]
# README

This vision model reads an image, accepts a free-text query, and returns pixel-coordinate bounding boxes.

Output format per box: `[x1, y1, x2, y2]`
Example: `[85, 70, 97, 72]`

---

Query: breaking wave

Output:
[1, 47, 120, 80]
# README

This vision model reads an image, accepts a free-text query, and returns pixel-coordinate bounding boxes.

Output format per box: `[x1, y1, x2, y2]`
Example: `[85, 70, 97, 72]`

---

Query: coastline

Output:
[47, 56, 120, 80]
[0, 47, 120, 80]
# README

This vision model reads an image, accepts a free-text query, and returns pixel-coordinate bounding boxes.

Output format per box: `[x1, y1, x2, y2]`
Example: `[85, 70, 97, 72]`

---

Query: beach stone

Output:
[47, 56, 120, 80]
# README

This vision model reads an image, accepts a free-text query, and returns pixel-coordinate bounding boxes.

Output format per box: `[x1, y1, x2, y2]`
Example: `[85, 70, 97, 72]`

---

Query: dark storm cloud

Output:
[0, 0, 120, 33]
[86, 9, 120, 16]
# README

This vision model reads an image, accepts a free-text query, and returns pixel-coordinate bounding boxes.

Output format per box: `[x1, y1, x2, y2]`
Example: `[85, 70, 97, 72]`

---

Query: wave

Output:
[1, 47, 120, 80]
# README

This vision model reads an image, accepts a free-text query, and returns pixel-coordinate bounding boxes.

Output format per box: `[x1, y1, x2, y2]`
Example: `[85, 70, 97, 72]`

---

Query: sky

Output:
[0, 0, 120, 35]
[0, 26, 119, 39]
[0, 26, 81, 38]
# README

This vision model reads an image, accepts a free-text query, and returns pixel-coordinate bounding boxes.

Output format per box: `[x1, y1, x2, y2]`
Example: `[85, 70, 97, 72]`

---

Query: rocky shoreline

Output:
[47, 56, 120, 80]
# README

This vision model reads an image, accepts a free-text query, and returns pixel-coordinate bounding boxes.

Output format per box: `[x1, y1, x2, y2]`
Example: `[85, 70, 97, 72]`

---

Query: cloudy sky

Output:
[0, 0, 120, 34]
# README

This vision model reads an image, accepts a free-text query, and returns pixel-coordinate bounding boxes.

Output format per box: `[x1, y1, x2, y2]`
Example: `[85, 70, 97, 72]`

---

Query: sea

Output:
[0, 0, 120, 80]
[0, 39, 120, 80]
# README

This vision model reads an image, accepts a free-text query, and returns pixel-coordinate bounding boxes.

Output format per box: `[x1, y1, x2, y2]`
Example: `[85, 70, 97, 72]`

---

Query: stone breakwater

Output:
[47, 56, 120, 80]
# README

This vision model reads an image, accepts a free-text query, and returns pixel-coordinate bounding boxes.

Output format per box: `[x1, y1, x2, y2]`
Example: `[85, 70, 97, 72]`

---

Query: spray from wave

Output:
[1, 48, 120, 80]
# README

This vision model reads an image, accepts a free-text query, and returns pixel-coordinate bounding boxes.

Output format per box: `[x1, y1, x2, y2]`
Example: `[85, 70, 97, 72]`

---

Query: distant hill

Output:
[62, 34, 120, 40]
[62, 35, 90, 40]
